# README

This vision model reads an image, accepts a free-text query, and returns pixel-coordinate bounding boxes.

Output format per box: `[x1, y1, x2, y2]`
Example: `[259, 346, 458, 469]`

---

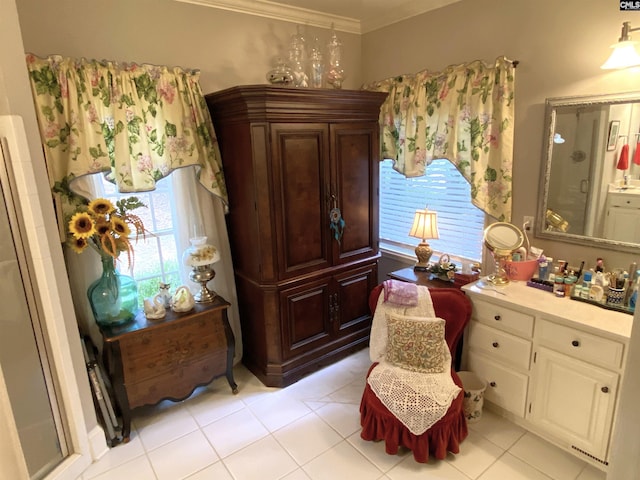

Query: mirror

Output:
[483, 222, 524, 285]
[538, 92, 640, 253]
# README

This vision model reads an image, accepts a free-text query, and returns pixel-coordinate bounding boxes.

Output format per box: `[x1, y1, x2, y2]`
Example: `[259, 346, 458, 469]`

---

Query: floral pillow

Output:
[385, 314, 447, 373]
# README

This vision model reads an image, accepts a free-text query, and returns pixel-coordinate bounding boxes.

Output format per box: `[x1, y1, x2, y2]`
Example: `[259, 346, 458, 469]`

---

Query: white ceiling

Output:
[176, 0, 461, 34]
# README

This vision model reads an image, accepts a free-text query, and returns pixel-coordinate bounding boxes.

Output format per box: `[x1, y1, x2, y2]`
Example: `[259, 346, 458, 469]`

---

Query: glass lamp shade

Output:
[601, 41, 640, 69]
[182, 236, 220, 267]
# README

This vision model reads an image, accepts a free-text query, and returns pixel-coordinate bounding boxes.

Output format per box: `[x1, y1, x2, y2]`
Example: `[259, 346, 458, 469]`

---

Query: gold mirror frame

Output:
[483, 222, 524, 285]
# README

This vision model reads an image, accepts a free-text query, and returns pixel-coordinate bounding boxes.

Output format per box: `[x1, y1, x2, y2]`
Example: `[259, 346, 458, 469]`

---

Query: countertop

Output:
[462, 278, 634, 341]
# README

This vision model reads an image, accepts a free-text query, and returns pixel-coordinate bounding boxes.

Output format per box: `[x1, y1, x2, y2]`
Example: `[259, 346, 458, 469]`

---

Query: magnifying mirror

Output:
[483, 222, 524, 285]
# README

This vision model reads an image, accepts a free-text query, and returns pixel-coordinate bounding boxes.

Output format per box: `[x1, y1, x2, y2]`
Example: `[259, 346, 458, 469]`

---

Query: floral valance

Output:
[25, 54, 227, 207]
[363, 56, 515, 221]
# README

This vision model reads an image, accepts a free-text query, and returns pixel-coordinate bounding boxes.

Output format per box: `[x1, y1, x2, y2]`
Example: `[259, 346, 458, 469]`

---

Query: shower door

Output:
[0, 135, 67, 479]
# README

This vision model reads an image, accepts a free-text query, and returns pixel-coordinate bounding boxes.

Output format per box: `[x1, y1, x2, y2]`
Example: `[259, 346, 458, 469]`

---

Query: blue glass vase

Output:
[87, 254, 138, 327]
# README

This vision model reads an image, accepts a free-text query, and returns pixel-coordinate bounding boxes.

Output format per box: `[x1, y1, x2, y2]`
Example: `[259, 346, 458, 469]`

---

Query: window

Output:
[97, 177, 181, 305]
[379, 158, 484, 263]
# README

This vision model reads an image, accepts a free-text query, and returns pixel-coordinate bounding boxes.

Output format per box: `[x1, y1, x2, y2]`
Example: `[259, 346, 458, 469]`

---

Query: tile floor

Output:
[80, 349, 606, 480]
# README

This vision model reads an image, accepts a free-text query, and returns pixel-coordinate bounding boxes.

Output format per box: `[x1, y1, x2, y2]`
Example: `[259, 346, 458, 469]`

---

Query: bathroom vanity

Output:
[603, 184, 640, 243]
[462, 279, 631, 471]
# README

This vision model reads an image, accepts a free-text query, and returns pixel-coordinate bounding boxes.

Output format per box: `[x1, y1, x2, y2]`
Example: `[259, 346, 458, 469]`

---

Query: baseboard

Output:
[88, 425, 109, 461]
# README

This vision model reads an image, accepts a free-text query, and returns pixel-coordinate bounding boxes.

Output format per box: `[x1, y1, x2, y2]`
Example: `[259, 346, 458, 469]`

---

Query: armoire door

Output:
[271, 123, 332, 279]
[331, 123, 379, 265]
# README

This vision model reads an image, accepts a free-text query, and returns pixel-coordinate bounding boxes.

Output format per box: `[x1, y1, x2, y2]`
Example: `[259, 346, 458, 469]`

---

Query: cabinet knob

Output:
[571, 340, 580, 347]
[492, 341, 499, 348]
[489, 381, 497, 387]
[601, 386, 609, 393]
[494, 315, 501, 321]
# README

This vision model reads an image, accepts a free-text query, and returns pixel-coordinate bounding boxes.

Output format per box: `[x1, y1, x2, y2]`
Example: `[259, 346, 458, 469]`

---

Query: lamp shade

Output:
[601, 40, 640, 69]
[182, 236, 220, 267]
[409, 209, 439, 241]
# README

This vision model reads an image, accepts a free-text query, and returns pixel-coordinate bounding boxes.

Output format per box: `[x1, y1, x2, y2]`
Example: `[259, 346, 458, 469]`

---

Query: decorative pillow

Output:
[385, 314, 447, 373]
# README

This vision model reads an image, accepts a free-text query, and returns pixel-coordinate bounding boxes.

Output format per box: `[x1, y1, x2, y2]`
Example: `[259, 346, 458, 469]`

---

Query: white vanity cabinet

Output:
[462, 281, 631, 470]
[603, 192, 640, 243]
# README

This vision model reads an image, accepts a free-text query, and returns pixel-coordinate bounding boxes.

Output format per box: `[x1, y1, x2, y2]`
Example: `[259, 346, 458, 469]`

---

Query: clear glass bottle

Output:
[309, 36, 324, 88]
[289, 25, 309, 87]
[326, 25, 345, 89]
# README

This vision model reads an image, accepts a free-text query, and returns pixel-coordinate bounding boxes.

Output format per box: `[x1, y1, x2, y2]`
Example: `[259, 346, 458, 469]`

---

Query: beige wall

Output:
[15, 0, 362, 94]
[363, 0, 639, 271]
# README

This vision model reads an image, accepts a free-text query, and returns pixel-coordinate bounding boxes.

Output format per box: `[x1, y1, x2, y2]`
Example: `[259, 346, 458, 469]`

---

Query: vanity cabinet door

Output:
[529, 346, 618, 462]
[603, 204, 640, 243]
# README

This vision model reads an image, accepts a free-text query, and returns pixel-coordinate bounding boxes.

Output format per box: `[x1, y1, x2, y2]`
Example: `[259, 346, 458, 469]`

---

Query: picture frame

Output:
[607, 120, 620, 151]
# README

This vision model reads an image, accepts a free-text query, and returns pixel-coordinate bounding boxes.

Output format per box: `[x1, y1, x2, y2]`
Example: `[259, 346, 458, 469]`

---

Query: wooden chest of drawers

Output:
[101, 296, 237, 441]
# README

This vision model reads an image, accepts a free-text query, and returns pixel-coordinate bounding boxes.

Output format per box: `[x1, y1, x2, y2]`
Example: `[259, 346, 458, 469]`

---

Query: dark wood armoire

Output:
[205, 85, 387, 387]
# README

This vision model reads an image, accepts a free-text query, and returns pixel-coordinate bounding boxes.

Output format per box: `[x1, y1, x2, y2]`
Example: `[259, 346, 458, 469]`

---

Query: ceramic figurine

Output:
[158, 282, 172, 308]
[171, 285, 195, 313]
[144, 294, 166, 320]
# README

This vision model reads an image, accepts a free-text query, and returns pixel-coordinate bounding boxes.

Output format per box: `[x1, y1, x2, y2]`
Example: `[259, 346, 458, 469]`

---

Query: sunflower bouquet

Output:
[67, 196, 148, 266]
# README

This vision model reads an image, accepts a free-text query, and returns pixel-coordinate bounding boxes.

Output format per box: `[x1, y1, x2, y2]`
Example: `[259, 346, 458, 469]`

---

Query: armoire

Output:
[205, 85, 387, 387]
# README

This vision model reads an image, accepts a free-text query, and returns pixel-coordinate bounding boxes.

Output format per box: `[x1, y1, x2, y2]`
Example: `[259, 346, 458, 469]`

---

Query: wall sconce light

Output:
[408, 208, 439, 271]
[602, 21, 640, 69]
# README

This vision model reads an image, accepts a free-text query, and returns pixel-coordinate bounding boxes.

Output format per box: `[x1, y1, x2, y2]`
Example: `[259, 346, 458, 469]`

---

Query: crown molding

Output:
[175, 0, 361, 34]
[360, 0, 461, 33]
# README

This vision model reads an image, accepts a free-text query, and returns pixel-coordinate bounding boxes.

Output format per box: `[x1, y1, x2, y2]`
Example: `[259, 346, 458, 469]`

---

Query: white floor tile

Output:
[347, 430, 409, 473]
[223, 435, 298, 480]
[86, 455, 156, 480]
[576, 464, 607, 480]
[325, 378, 366, 403]
[469, 408, 526, 450]
[146, 429, 218, 480]
[184, 388, 245, 427]
[315, 402, 362, 438]
[78, 350, 599, 480]
[281, 467, 312, 479]
[183, 461, 233, 480]
[303, 440, 383, 480]
[201, 407, 268, 458]
[134, 405, 199, 452]
[82, 436, 145, 479]
[249, 390, 312, 432]
[273, 412, 342, 464]
[509, 433, 585, 480]
[446, 429, 505, 479]
[386, 456, 471, 480]
[478, 452, 554, 480]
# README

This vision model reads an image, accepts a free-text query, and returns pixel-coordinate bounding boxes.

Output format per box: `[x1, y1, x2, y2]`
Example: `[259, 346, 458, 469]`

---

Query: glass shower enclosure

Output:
[0, 131, 67, 478]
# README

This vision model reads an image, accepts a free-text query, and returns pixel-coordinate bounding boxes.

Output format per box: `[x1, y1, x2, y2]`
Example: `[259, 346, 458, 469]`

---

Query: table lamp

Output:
[409, 208, 439, 271]
[182, 236, 220, 303]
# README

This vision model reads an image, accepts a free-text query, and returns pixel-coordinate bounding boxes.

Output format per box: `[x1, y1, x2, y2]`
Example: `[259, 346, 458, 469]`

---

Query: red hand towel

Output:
[617, 144, 629, 170]
[634, 142, 640, 165]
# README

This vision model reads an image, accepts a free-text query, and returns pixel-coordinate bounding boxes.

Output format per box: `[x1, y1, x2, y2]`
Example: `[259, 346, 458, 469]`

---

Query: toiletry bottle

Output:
[630, 275, 640, 312]
[554, 276, 565, 297]
[581, 271, 592, 299]
[538, 256, 548, 281]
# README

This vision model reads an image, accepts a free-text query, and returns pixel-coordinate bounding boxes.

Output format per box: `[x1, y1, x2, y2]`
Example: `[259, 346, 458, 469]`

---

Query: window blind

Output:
[379, 158, 484, 262]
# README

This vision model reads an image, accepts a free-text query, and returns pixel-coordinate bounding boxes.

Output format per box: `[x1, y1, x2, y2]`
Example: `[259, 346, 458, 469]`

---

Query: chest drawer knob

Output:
[601, 386, 609, 393]
[489, 381, 497, 387]
[492, 341, 499, 348]
[494, 315, 501, 321]
[571, 340, 580, 347]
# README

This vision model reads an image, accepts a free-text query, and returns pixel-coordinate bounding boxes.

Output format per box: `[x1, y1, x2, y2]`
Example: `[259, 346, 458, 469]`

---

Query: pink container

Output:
[505, 260, 538, 281]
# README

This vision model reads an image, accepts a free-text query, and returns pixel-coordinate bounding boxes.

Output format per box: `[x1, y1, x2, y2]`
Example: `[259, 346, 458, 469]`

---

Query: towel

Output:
[634, 142, 640, 165]
[617, 144, 630, 170]
[383, 279, 418, 306]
